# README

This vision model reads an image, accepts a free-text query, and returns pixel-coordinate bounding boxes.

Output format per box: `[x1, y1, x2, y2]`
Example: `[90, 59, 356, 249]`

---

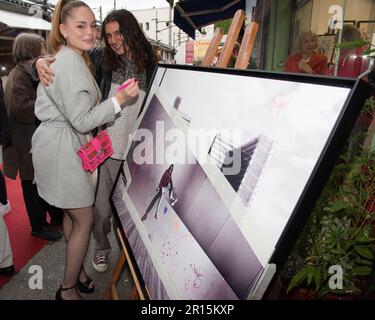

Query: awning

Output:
[173, 0, 246, 40]
[0, 9, 51, 31]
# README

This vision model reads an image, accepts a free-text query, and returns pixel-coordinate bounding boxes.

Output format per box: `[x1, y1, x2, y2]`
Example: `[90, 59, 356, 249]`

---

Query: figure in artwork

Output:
[141, 164, 177, 221]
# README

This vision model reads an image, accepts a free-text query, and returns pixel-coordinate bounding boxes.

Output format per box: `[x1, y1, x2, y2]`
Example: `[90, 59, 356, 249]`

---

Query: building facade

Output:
[0, 0, 51, 76]
[131, 6, 215, 64]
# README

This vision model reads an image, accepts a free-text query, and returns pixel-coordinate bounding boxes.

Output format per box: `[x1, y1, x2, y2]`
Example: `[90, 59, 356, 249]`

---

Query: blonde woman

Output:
[32, 0, 139, 299]
[284, 31, 328, 75]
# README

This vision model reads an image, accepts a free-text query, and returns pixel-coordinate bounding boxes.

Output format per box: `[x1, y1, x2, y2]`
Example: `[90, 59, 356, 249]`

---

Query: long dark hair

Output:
[102, 9, 157, 83]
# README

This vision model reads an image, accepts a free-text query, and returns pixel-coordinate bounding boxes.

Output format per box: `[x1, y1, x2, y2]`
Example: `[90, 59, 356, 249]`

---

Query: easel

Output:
[103, 228, 148, 300]
[201, 9, 259, 69]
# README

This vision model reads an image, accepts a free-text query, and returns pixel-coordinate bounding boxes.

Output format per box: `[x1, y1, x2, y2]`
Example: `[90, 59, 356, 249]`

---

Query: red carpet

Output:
[0, 165, 47, 288]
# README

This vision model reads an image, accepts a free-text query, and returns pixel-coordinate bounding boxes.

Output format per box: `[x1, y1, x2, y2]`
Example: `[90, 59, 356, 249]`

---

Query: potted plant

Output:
[285, 98, 375, 299]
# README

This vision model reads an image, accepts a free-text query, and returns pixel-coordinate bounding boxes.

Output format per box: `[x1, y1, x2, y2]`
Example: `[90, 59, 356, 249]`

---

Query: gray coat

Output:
[32, 46, 116, 208]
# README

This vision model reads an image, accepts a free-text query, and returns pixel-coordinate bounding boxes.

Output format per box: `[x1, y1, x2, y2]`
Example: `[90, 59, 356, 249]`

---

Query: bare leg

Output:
[62, 210, 94, 290]
[60, 207, 94, 300]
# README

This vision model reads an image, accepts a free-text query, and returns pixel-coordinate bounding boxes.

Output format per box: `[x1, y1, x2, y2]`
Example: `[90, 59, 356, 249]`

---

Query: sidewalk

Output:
[0, 224, 133, 300]
[0, 148, 133, 300]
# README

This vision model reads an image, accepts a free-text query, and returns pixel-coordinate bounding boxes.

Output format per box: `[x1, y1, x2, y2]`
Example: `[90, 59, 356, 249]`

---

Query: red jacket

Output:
[284, 52, 328, 75]
[158, 170, 173, 188]
[329, 47, 370, 78]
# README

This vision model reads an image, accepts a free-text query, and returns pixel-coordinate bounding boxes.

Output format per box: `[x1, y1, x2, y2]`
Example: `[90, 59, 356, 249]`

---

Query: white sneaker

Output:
[0, 201, 11, 217]
[92, 254, 108, 272]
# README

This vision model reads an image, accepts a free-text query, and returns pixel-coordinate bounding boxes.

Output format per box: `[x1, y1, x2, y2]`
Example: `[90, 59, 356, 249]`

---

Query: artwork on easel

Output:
[317, 34, 337, 64]
[112, 65, 369, 300]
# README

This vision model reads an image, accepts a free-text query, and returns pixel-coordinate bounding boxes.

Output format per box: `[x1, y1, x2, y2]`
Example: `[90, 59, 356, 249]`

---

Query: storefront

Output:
[251, 0, 375, 72]
[0, 5, 51, 77]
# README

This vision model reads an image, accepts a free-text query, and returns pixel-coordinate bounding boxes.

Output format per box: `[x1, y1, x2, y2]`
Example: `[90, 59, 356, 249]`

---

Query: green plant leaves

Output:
[355, 257, 373, 266]
[287, 268, 308, 293]
[335, 40, 369, 49]
[312, 268, 321, 292]
[287, 266, 323, 293]
[328, 200, 347, 213]
[355, 246, 374, 260]
[286, 101, 375, 299]
[355, 224, 375, 243]
[353, 266, 372, 276]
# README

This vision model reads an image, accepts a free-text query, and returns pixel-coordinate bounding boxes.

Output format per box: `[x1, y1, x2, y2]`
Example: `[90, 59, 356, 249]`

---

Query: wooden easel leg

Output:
[201, 28, 224, 67]
[103, 251, 126, 300]
[216, 9, 246, 68]
[235, 22, 259, 69]
[116, 228, 146, 300]
[104, 228, 148, 300]
[130, 287, 140, 300]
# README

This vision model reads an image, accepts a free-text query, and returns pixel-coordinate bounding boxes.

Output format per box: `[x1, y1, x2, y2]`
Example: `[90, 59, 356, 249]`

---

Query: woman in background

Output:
[334, 24, 370, 78]
[3, 33, 62, 242]
[284, 31, 328, 75]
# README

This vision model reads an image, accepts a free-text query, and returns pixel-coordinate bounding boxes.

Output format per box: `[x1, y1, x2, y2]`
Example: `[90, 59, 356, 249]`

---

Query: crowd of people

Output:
[0, 0, 372, 300]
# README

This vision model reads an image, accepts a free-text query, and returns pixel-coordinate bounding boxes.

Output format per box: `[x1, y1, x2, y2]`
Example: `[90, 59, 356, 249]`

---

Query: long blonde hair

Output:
[48, 0, 93, 72]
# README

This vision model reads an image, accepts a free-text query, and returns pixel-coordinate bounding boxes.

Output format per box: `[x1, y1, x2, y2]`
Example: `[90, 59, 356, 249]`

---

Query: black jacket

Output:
[0, 78, 11, 146]
[89, 47, 112, 102]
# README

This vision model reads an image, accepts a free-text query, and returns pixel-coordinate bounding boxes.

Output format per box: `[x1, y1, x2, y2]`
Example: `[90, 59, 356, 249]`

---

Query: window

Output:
[146, 22, 150, 31]
[139, 23, 143, 30]
[166, 22, 170, 27]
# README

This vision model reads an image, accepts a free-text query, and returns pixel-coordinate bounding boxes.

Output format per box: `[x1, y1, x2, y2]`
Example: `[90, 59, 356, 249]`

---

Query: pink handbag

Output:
[43, 88, 113, 173]
[77, 130, 113, 173]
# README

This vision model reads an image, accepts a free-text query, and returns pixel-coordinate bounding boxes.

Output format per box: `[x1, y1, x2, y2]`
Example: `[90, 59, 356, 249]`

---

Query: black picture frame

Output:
[112, 64, 372, 300]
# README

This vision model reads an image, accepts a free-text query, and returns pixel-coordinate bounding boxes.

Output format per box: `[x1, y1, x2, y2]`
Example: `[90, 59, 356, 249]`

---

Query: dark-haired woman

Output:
[90, 9, 157, 273]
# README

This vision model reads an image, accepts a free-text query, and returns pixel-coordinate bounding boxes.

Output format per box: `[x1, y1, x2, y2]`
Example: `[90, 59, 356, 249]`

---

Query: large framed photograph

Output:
[112, 65, 370, 300]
